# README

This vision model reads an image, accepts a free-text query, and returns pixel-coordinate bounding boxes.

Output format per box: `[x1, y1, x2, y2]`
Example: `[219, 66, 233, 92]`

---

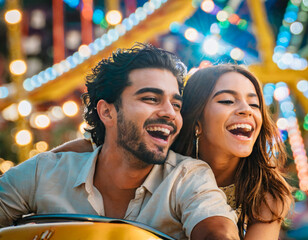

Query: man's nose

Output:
[157, 101, 177, 120]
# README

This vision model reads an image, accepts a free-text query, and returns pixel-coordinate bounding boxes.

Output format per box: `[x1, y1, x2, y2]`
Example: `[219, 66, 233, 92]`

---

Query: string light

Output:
[0, 0, 168, 99]
[9, 60, 27, 75]
[62, 100, 78, 117]
[17, 100, 32, 117]
[4, 9, 22, 24]
[15, 130, 32, 146]
[184, 28, 199, 42]
[106, 10, 122, 25]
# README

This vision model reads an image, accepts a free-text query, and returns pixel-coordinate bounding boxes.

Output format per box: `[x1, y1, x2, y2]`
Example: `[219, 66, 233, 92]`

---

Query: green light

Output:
[223, 6, 234, 14]
[219, 20, 230, 29]
[100, 19, 108, 29]
[304, 122, 308, 131]
[237, 19, 247, 30]
[294, 190, 307, 201]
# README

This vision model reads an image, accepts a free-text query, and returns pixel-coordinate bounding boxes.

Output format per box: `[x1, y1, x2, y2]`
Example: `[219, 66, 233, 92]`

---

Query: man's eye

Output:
[218, 100, 233, 104]
[250, 104, 260, 109]
[172, 103, 182, 110]
[142, 97, 158, 103]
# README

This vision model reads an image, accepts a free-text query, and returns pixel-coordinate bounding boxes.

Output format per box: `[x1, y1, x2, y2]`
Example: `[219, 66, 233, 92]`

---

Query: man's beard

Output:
[116, 109, 169, 167]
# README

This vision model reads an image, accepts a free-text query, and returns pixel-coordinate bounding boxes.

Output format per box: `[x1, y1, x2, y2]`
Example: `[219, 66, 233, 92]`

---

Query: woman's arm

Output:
[51, 138, 94, 153]
[244, 193, 291, 240]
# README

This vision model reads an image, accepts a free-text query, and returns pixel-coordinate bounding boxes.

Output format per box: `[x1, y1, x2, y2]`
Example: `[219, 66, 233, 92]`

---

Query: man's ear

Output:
[97, 99, 116, 126]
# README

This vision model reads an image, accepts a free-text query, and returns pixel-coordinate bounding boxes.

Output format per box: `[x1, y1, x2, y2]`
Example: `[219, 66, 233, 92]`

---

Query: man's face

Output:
[116, 68, 183, 166]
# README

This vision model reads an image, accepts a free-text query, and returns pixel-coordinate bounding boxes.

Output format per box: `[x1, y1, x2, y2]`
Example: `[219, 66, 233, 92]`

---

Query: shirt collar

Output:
[142, 150, 177, 194]
[73, 146, 102, 188]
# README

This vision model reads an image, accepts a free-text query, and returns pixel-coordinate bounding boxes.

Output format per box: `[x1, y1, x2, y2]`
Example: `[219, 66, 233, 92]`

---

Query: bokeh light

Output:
[184, 28, 198, 42]
[2, 104, 19, 121]
[230, 48, 244, 61]
[78, 45, 91, 58]
[4, 9, 22, 24]
[62, 101, 78, 117]
[216, 10, 229, 22]
[15, 130, 32, 146]
[201, 0, 215, 13]
[79, 122, 88, 134]
[34, 114, 51, 129]
[18, 100, 32, 117]
[35, 141, 49, 152]
[277, 118, 289, 130]
[9, 60, 27, 75]
[0, 160, 14, 173]
[202, 37, 219, 55]
[106, 10, 122, 25]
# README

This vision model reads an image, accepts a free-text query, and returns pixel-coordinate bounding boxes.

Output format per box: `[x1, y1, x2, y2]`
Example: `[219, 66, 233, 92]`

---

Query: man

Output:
[0, 44, 239, 239]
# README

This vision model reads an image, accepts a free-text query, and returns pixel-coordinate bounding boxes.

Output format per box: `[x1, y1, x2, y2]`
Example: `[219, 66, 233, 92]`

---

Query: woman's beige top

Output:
[220, 184, 242, 218]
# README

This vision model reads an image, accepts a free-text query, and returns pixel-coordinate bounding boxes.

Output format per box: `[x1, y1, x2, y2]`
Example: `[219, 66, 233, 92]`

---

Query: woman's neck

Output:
[200, 152, 240, 187]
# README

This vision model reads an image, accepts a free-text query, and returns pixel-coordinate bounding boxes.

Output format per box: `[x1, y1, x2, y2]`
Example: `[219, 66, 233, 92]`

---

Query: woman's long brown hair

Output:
[172, 64, 292, 239]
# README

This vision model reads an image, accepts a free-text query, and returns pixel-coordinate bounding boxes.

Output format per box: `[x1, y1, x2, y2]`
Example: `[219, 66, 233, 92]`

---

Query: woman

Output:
[172, 64, 292, 239]
[52, 64, 292, 239]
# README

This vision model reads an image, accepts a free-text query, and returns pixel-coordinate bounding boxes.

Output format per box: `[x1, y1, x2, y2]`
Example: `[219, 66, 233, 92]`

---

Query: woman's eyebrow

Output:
[212, 90, 258, 99]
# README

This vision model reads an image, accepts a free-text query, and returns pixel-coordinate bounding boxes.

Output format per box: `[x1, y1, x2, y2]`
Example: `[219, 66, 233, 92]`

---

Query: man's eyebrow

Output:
[173, 94, 183, 102]
[134, 88, 183, 102]
[134, 87, 163, 95]
[212, 90, 258, 98]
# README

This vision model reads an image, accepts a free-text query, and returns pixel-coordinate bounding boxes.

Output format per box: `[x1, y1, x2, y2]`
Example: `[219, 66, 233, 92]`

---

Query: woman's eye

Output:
[218, 100, 234, 104]
[250, 104, 260, 109]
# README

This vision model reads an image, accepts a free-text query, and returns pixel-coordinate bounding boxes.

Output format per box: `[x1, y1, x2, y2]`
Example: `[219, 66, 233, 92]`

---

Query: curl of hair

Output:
[172, 64, 292, 239]
[83, 42, 186, 146]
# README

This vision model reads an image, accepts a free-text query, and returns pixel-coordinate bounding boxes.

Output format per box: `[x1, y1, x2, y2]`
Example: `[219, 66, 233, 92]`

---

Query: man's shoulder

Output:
[28, 150, 96, 174]
[164, 150, 212, 174]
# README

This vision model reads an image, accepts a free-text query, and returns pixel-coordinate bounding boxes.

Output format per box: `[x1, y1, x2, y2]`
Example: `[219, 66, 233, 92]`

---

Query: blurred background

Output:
[0, 0, 307, 238]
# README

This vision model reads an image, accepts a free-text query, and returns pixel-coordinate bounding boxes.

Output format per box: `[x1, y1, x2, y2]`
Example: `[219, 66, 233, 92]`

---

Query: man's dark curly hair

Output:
[82, 43, 187, 146]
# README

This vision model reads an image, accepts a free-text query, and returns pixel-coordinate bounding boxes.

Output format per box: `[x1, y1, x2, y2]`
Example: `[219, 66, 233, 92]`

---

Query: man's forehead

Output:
[128, 68, 180, 93]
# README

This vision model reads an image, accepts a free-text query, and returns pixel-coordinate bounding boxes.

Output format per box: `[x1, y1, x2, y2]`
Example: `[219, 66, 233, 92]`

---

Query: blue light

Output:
[66, 56, 77, 69]
[264, 95, 273, 106]
[280, 101, 294, 113]
[264, 83, 276, 95]
[284, 11, 298, 23]
[23, 79, 34, 92]
[280, 130, 288, 142]
[0, 87, 9, 98]
[169, 22, 181, 33]
[276, 82, 288, 88]
[122, 18, 133, 31]
[64, 0, 80, 8]
[92, 9, 104, 25]
[129, 13, 139, 26]
[274, 46, 286, 53]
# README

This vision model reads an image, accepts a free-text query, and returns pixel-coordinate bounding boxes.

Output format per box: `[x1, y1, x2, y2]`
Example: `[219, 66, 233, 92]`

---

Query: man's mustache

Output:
[143, 119, 177, 134]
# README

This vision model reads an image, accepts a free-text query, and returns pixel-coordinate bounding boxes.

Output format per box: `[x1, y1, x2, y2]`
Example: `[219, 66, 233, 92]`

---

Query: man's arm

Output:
[191, 216, 239, 240]
[0, 156, 38, 227]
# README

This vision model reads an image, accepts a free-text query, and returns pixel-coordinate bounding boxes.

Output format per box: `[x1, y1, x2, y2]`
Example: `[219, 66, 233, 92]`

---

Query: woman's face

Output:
[199, 72, 263, 160]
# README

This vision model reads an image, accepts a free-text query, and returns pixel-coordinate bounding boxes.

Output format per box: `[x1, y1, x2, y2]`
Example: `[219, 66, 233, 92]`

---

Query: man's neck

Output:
[93, 143, 153, 218]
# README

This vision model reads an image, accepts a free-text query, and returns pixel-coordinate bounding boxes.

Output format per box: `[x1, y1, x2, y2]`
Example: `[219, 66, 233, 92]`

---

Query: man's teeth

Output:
[227, 124, 252, 131]
[146, 126, 171, 135]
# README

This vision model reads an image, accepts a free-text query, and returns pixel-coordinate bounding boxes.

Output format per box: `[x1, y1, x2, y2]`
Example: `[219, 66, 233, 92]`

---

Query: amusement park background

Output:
[0, 0, 307, 238]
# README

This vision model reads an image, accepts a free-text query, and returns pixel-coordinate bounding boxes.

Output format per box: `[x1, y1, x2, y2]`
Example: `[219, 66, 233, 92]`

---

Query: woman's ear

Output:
[97, 99, 116, 126]
[195, 120, 202, 136]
